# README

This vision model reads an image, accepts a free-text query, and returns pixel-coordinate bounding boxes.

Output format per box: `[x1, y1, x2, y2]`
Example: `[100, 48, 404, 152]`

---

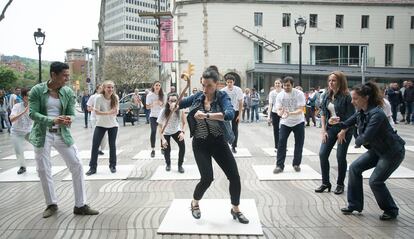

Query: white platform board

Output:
[77, 149, 123, 159]
[0, 166, 66, 182]
[63, 165, 134, 181]
[406, 146, 414, 153]
[333, 145, 367, 154]
[150, 165, 200, 181]
[253, 164, 321, 181]
[2, 150, 59, 160]
[157, 199, 263, 236]
[133, 150, 178, 160]
[232, 148, 252, 158]
[262, 147, 317, 157]
[362, 166, 414, 179]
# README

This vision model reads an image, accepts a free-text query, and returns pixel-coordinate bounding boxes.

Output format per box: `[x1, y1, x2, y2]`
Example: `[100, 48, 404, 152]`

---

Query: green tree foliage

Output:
[0, 65, 18, 89]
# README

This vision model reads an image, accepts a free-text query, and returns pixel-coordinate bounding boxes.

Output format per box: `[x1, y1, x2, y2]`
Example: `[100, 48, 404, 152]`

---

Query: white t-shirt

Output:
[382, 98, 395, 128]
[10, 102, 32, 135]
[87, 93, 99, 121]
[147, 92, 163, 118]
[95, 95, 119, 128]
[47, 96, 61, 129]
[275, 88, 306, 127]
[269, 89, 282, 113]
[157, 108, 182, 135]
[221, 86, 244, 111]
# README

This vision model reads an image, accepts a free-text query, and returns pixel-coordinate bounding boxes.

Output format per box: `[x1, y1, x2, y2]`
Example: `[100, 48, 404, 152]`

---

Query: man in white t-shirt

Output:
[221, 74, 244, 153]
[87, 85, 106, 155]
[273, 76, 306, 174]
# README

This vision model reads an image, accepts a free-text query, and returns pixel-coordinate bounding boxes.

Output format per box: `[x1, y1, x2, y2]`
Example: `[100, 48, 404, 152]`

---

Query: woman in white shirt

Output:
[146, 81, 165, 158]
[86, 81, 119, 175]
[10, 88, 32, 174]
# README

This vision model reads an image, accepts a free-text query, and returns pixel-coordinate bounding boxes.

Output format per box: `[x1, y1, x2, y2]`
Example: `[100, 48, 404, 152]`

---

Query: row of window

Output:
[125, 15, 156, 25]
[125, 0, 170, 11]
[254, 12, 414, 29]
[125, 33, 157, 42]
[126, 24, 157, 34]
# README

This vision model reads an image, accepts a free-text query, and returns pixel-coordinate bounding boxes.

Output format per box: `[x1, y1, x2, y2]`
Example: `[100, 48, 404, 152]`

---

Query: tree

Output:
[0, 0, 13, 23]
[104, 47, 156, 88]
[97, 0, 106, 83]
[0, 65, 18, 89]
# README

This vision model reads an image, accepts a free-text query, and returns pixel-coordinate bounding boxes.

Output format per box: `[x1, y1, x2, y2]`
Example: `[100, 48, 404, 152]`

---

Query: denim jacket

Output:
[179, 90, 235, 144]
[321, 92, 355, 128]
[340, 106, 405, 157]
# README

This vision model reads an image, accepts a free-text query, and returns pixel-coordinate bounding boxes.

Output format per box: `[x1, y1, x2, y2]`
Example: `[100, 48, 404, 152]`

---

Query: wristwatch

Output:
[206, 113, 210, 119]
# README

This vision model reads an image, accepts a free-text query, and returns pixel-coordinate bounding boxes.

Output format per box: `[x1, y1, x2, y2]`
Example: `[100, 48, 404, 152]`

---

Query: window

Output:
[386, 16, 394, 29]
[336, 15, 344, 28]
[411, 16, 414, 29]
[410, 44, 414, 66]
[385, 44, 393, 66]
[309, 14, 318, 28]
[254, 12, 263, 27]
[361, 15, 369, 29]
[282, 13, 291, 27]
[282, 43, 291, 64]
[254, 43, 263, 63]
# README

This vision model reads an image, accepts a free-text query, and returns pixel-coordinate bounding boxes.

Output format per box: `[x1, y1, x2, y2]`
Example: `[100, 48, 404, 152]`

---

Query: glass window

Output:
[411, 16, 414, 29]
[254, 12, 263, 27]
[386, 16, 394, 29]
[410, 44, 414, 66]
[309, 14, 317, 28]
[282, 13, 291, 27]
[361, 15, 369, 29]
[254, 42, 263, 63]
[282, 43, 291, 64]
[385, 44, 393, 66]
[336, 15, 344, 28]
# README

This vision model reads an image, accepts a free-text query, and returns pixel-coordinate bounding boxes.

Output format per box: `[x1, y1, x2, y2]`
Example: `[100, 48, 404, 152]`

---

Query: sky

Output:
[0, 0, 101, 61]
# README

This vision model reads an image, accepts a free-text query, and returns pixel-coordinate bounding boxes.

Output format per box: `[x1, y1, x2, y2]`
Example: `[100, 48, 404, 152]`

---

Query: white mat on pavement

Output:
[77, 150, 123, 159]
[63, 165, 134, 181]
[253, 164, 321, 181]
[361, 166, 414, 179]
[232, 148, 252, 158]
[262, 147, 317, 157]
[333, 145, 367, 154]
[406, 146, 414, 153]
[2, 151, 59, 160]
[133, 150, 178, 160]
[157, 199, 263, 236]
[150, 165, 200, 181]
[0, 166, 66, 182]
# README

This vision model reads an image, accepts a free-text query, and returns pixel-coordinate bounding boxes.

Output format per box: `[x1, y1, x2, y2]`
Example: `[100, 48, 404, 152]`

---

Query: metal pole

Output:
[361, 47, 366, 84]
[38, 45, 42, 84]
[157, 0, 162, 82]
[298, 34, 303, 87]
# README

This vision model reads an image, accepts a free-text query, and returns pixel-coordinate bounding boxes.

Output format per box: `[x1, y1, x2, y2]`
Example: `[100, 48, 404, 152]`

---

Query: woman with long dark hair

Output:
[157, 93, 186, 173]
[146, 81, 164, 158]
[315, 71, 355, 194]
[336, 82, 405, 221]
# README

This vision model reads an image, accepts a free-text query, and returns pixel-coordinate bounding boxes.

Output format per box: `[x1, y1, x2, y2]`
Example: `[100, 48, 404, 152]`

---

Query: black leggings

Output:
[163, 131, 185, 166]
[89, 126, 118, 169]
[192, 136, 241, 206]
[150, 117, 158, 148]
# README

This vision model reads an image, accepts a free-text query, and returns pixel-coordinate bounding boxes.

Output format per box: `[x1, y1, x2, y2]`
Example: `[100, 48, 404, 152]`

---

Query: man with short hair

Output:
[404, 80, 414, 124]
[273, 76, 306, 174]
[29, 62, 99, 218]
[9, 87, 22, 109]
[221, 74, 244, 153]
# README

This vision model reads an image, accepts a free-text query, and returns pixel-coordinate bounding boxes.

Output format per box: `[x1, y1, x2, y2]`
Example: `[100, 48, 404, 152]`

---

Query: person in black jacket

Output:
[81, 90, 90, 128]
[335, 82, 405, 221]
[386, 82, 402, 123]
[403, 80, 414, 124]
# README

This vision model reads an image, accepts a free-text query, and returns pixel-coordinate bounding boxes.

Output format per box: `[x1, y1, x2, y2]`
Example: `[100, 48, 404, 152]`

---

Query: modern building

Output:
[173, 0, 414, 95]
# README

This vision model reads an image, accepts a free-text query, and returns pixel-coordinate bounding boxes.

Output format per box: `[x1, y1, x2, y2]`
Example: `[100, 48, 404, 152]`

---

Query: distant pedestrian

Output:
[250, 88, 260, 122]
[133, 88, 142, 122]
[267, 79, 283, 151]
[0, 89, 11, 133]
[142, 89, 150, 124]
[242, 88, 251, 122]
[403, 80, 414, 124]
[81, 90, 90, 128]
[146, 81, 165, 158]
[386, 82, 402, 123]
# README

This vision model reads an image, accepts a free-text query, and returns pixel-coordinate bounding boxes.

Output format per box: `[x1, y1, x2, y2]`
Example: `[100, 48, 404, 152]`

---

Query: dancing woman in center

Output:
[178, 69, 249, 224]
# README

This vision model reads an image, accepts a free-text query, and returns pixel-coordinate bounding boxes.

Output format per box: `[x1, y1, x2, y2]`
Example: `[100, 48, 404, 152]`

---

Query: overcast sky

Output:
[0, 0, 100, 61]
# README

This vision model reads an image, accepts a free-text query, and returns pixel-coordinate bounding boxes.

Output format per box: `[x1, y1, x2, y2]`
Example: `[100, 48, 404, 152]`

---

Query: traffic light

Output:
[188, 63, 195, 76]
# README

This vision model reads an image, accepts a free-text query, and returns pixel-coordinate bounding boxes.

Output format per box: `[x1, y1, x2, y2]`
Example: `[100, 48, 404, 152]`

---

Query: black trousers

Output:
[89, 126, 118, 169]
[231, 111, 239, 148]
[83, 111, 89, 127]
[270, 112, 280, 149]
[150, 117, 158, 148]
[163, 131, 185, 166]
[192, 136, 241, 206]
[305, 107, 316, 126]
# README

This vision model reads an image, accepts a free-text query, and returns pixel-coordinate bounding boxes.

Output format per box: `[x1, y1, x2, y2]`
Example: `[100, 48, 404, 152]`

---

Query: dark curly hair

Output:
[352, 81, 384, 107]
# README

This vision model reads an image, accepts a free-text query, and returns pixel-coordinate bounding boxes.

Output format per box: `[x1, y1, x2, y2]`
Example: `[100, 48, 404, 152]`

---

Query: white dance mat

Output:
[253, 164, 321, 181]
[333, 145, 367, 154]
[157, 199, 263, 235]
[77, 149, 123, 159]
[2, 151, 59, 160]
[0, 166, 66, 182]
[63, 165, 134, 181]
[262, 147, 317, 157]
[133, 150, 178, 160]
[150, 165, 200, 181]
[232, 148, 252, 158]
[362, 166, 414, 179]
[406, 146, 414, 153]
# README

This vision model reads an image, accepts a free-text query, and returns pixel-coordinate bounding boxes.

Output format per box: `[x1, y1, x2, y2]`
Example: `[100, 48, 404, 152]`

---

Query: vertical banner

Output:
[160, 18, 173, 62]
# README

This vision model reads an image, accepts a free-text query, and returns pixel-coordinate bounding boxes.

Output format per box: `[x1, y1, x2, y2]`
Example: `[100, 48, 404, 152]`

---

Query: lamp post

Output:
[294, 17, 307, 88]
[82, 47, 95, 92]
[34, 28, 46, 84]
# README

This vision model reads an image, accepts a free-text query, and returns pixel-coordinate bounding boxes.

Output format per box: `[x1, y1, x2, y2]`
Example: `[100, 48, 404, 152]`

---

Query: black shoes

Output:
[190, 201, 201, 219]
[178, 166, 185, 173]
[43, 204, 58, 218]
[150, 150, 155, 158]
[273, 167, 283, 174]
[333, 185, 345, 195]
[98, 150, 104, 155]
[231, 208, 249, 224]
[231, 147, 237, 153]
[293, 165, 301, 172]
[86, 168, 96, 176]
[379, 212, 397, 221]
[315, 184, 332, 193]
[165, 165, 171, 171]
[73, 204, 99, 215]
[17, 167, 26, 174]
[110, 166, 116, 173]
[341, 207, 362, 215]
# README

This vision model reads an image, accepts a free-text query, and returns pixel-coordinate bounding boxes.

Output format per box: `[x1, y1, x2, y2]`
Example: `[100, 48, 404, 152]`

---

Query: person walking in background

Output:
[250, 88, 260, 122]
[86, 81, 119, 176]
[133, 88, 142, 123]
[142, 89, 150, 124]
[305, 88, 317, 127]
[87, 85, 106, 155]
[273, 76, 306, 174]
[399, 81, 407, 123]
[242, 88, 251, 122]
[403, 80, 414, 124]
[0, 89, 11, 133]
[221, 74, 244, 153]
[146, 81, 165, 158]
[81, 90, 90, 128]
[315, 71, 355, 195]
[157, 93, 186, 173]
[337, 82, 405, 221]
[9, 88, 32, 174]
[29, 62, 99, 218]
[386, 82, 402, 123]
[267, 79, 283, 151]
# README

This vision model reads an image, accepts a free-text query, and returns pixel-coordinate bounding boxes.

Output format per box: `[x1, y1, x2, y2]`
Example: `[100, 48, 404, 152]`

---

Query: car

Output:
[118, 92, 146, 117]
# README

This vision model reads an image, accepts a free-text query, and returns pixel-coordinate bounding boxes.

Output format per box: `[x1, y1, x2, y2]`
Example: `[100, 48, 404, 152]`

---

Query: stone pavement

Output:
[0, 113, 413, 239]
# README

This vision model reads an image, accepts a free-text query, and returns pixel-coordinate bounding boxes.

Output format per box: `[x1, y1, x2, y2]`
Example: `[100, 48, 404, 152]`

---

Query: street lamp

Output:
[82, 47, 95, 92]
[295, 17, 307, 88]
[33, 28, 46, 84]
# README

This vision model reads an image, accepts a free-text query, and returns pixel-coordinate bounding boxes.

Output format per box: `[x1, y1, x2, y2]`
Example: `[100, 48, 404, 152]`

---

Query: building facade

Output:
[173, 0, 414, 95]
[65, 49, 87, 76]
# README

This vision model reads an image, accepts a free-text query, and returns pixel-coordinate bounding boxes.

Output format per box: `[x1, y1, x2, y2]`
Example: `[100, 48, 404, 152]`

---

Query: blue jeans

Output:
[250, 105, 259, 121]
[276, 122, 305, 169]
[319, 125, 352, 186]
[347, 148, 404, 215]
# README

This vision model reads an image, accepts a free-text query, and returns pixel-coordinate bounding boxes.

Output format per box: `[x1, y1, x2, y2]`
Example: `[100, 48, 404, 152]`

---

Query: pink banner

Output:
[160, 18, 173, 62]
